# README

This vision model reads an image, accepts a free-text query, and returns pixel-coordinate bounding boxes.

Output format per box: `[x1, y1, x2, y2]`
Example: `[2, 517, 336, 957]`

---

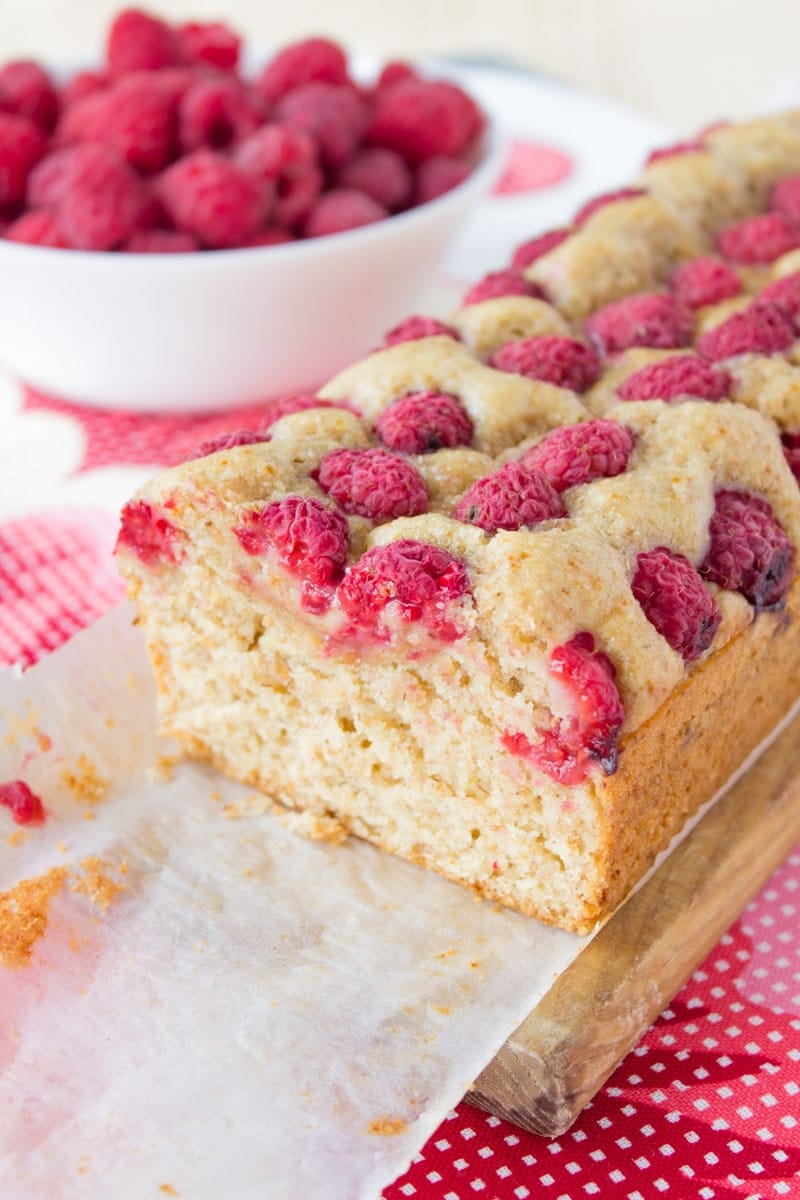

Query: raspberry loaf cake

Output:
[117, 113, 800, 934]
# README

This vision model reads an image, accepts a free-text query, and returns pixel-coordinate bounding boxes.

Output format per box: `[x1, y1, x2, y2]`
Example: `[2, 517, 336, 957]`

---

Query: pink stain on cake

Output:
[116, 500, 185, 566]
[0, 780, 46, 825]
[492, 139, 572, 196]
[502, 632, 624, 785]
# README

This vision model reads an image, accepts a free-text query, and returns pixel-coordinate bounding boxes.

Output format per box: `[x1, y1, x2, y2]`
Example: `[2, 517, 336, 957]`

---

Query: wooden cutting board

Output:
[467, 707, 800, 1138]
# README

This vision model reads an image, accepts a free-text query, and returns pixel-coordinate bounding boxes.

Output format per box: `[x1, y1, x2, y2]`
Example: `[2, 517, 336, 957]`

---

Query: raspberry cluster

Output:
[0, 8, 484, 251]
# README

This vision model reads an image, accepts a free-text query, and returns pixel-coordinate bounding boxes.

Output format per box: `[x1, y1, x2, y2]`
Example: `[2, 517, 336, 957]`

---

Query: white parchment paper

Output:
[0, 605, 591, 1200]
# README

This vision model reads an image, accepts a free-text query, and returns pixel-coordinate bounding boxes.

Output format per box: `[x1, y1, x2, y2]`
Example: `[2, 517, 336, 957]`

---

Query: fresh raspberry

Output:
[618, 355, 731, 402]
[338, 539, 471, 641]
[58, 75, 178, 174]
[255, 38, 349, 107]
[696, 300, 795, 361]
[367, 78, 478, 164]
[520, 419, 635, 493]
[125, 229, 198, 252]
[158, 151, 265, 249]
[489, 335, 601, 393]
[770, 175, 800, 223]
[5, 209, 67, 247]
[462, 268, 544, 306]
[178, 78, 261, 154]
[783, 432, 800, 484]
[453, 460, 565, 534]
[338, 147, 411, 210]
[304, 188, 387, 238]
[0, 61, 59, 132]
[234, 124, 322, 227]
[700, 489, 795, 608]
[717, 212, 800, 264]
[574, 187, 645, 227]
[106, 9, 182, 76]
[375, 62, 417, 92]
[645, 139, 703, 166]
[315, 448, 428, 522]
[414, 155, 471, 204]
[276, 82, 369, 170]
[60, 70, 108, 109]
[178, 21, 241, 70]
[238, 227, 295, 247]
[194, 429, 272, 457]
[632, 547, 721, 660]
[0, 779, 46, 825]
[0, 112, 46, 207]
[758, 272, 800, 324]
[58, 145, 148, 251]
[510, 227, 571, 270]
[27, 143, 98, 209]
[374, 391, 473, 454]
[117, 499, 185, 566]
[585, 292, 693, 354]
[670, 256, 742, 310]
[383, 314, 460, 346]
[234, 495, 349, 611]
[502, 632, 624, 784]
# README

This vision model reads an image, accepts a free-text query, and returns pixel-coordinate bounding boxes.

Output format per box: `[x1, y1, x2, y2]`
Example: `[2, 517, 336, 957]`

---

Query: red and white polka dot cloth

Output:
[2, 104, 799, 1199]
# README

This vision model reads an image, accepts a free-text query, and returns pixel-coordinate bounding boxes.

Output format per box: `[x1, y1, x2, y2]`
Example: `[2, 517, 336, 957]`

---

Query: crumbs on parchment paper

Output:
[149, 753, 181, 783]
[60, 754, 110, 807]
[0, 867, 68, 968]
[159, 1186, 179, 1196]
[7, 829, 29, 848]
[367, 1116, 408, 1137]
[70, 856, 127, 912]
[270, 801, 348, 844]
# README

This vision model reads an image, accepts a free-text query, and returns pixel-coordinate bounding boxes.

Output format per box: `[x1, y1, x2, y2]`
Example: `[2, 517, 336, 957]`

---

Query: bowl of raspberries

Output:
[0, 8, 499, 410]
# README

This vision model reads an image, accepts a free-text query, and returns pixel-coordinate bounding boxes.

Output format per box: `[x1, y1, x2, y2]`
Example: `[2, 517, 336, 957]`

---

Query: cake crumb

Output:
[56, 841, 69, 854]
[271, 803, 348, 844]
[433, 1004, 452, 1015]
[35, 729, 52, 752]
[222, 803, 242, 820]
[150, 753, 180, 782]
[159, 1186, 179, 1196]
[60, 754, 109, 807]
[436, 948, 457, 960]
[70, 856, 126, 912]
[0, 867, 67, 968]
[367, 1116, 408, 1137]
[7, 829, 29, 848]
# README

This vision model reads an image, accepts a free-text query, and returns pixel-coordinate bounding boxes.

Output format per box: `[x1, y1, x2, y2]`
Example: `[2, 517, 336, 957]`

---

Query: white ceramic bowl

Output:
[0, 128, 503, 412]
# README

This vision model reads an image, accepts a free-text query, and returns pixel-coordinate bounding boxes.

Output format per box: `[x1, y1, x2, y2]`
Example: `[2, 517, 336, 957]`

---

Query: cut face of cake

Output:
[117, 113, 800, 933]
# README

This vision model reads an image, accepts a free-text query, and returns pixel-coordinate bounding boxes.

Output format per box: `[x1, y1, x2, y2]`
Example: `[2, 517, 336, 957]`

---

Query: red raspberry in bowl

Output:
[338, 147, 411, 210]
[117, 500, 185, 567]
[338, 539, 471, 642]
[510, 227, 571, 270]
[0, 779, 46, 826]
[255, 37, 349, 107]
[632, 547, 721, 660]
[315, 448, 428, 522]
[520, 419, 635, 493]
[783, 432, 800, 483]
[276, 82, 369, 170]
[0, 61, 59, 132]
[770, 175, 800, 223]
[57, 74, 178, 174]
[304, 188, 387, 238]
[158, 150, 265, 248]
[383, 315, 460, 347]
[462, 269, 544, 306]
[235, 495, 350, 611]
[717, 212, 800, 264]
[367, 78, 478, 164]
[585, 292, 693, 355]
[758, 272, 800, 324]
[57, 144, 149, 251]
[178, 77, 262, 154]
[502, 632, 624, 784]
[696, 300, 795, 361]
[0, 112, 46, 206]
[574, 187, 645, 227]
[178, 21, 241, 71]
[670, 256, 742, 310]
[234, 124, 322, 227]
[414, 155, 471, 204]
[700, 489, 794, 608]
[124, 229, 199, 252]
[60, 70, 108, 109]
[618, 355, 731, 402]
[374, 391, 473, 453]
[454, 460, 565, 534]
[5, 209, 67, 247]
[489, 336, 601, 393]
[106, 8, 182, 76]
